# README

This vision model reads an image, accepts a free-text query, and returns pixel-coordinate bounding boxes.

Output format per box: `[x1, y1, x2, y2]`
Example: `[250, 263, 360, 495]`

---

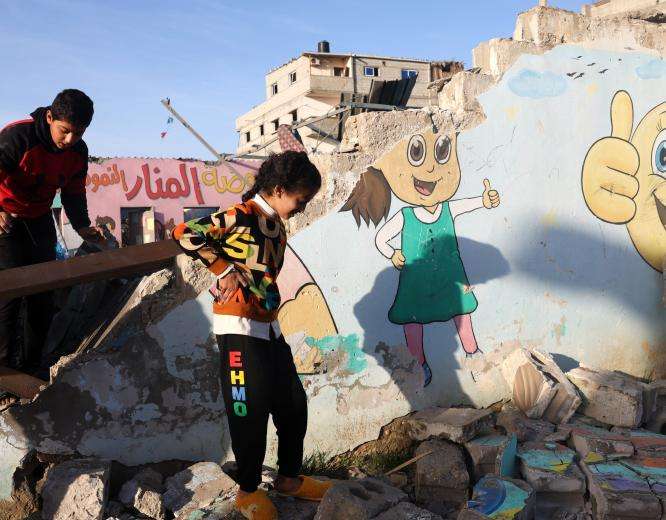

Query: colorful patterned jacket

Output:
[173, 198, 287, 322]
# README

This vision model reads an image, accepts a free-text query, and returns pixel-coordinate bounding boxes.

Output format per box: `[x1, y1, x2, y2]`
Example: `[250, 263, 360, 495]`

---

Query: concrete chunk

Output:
[415, 439, 469, 514]
[163, 462, 235, 518]
[581, 460, 662, 519]
[41, 458, 111, 520]
[501, 348, 558, 419]
[567, 366, 645, 428]
[569, 424, 634, 462]
[407, 407, 494, 443]
[464, 434, 517, 480]
[118, 468, 165, 520]
[517, 442, 586, 516]
[530, 350, 582, 424]
[374, 501, 444, 520]
[313, 478, 407, 520]
[457, 476, 535, 519]
[496, 406, 555, 442]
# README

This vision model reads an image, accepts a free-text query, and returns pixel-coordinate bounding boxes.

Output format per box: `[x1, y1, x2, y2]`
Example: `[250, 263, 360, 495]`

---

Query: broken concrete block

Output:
[567, 366, 645, 428]
[437, 71, 496, 113]
[517, 442, 586, 516]
[41, 458, 111, 520]
[581, 459, 663, 519]
[313, 478, 407, 520]
[530, 350, 582, 424]
[415, 439, 469, 514]
[374, 501, 443, 520]
[458, 476, 535, 519]
[163, 462, 235, 517]
[118, 468, 165, 520]
[496, 406, 555, 442]
[645, 380, 666, 432]
[569, 424, 634, 462]
[501, 348, 558, 419]
[407, 406, 494, 443]
[624, 430, 666, 458]
[464, 434, 517, 480]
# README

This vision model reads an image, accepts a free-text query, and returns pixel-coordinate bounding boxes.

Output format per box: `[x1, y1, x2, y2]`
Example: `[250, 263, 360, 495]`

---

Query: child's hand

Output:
[216, 271, 247, 302]
[391, 249, 406, 270]
[482, 179, 500, 209]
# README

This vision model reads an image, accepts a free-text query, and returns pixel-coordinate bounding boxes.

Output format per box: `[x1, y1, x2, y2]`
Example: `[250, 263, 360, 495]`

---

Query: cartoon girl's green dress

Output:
[388, 202, 478, 324]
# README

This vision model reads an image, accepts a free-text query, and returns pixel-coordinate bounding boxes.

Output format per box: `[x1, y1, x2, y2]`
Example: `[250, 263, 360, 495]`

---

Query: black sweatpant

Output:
[0, 213, 56, 370]
[218, 331, 308, 493]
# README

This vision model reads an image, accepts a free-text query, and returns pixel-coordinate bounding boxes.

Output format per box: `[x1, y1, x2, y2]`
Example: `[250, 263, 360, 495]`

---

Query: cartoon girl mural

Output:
[341, 127, 500, 386]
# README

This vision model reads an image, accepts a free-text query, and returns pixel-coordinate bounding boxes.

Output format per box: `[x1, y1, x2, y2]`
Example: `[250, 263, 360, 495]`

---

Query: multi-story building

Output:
[581, 0, 666, 16]
[235, 42, 461, 156]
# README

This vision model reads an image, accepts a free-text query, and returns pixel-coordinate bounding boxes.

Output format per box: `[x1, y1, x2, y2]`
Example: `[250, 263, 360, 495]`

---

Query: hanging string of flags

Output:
[161, 98, 173, 139]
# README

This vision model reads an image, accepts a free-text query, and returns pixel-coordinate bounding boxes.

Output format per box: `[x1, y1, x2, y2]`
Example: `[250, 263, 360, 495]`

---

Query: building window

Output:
[401, 69, 419, 79]
[290, 109, 298, 123]
[259, 124, 264, 136]
[271, 82, 278, 95]
[333, 67, 350, 77]
[183, 207, 220, 222]
[289, 71, 297, 84]
[364, 66, 379, 77]
[245, 131, 251, 143]
[272, 119, 279, 133]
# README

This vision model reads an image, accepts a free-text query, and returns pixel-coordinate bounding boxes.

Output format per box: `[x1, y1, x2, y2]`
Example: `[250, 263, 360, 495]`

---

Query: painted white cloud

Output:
[508, 69, 567, 98]
[636, 59, 666, 80]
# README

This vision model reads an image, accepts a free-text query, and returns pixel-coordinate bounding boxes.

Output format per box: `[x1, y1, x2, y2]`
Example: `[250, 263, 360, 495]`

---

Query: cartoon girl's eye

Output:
[407, 135, 426, 167]
[653, 130, 666, 176]
[434, 135, 451, 164]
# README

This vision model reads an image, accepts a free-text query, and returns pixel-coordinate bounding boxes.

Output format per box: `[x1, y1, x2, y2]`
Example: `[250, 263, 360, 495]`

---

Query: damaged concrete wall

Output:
[1, 5, 665, 504]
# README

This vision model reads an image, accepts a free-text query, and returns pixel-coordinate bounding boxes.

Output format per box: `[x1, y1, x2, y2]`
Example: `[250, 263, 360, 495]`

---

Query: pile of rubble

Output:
[11, 349, 664, 519]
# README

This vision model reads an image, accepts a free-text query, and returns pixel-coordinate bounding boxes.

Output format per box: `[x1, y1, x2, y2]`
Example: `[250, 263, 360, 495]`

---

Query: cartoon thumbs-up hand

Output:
[482, 178, 500, 209]
[582, 90, 640, 224]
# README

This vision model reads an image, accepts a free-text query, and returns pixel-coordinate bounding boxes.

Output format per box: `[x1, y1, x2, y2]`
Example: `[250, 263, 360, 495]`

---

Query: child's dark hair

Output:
[340, 166, 391, 227]
[242, 151, 321, 202]
[50, 89, 94, 128]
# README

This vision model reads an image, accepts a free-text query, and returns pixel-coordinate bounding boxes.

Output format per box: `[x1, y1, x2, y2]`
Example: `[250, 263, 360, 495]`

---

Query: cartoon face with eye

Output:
[582, 90, 666, 272]
[341, 127, 500, 387]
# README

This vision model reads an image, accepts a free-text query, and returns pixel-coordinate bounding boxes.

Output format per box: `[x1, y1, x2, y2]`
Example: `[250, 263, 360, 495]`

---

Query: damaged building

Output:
[0, 2, 665, 519]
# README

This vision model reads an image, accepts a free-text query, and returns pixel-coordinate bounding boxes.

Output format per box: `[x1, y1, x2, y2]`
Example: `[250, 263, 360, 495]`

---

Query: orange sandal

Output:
[277, 476, 334, 501]
[235, 489, 277, 520]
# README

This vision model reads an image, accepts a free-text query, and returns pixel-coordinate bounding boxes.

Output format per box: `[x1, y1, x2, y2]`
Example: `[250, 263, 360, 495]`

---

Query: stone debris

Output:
[41, 458, 111, 520]
[496, 405, 556, 442]
[414, 439, 470, 514]
[374, 501, 443, 520]
[118, 468, 165, 520]
[162, 461, 236, 518]
[624, 429, 666, 458]
[645, 380, 666, 433]
[464, 434, 517, 481]
[517, 442, 586, 516]
[581, 459, 663, 519]
[566, 366, 646, 428]
[407, 406, 495, 443]
[568, 423, 634, 462]
[313, 478, 407, 520]
[458, 476, 535, 519]
[500, 348, 581, 423]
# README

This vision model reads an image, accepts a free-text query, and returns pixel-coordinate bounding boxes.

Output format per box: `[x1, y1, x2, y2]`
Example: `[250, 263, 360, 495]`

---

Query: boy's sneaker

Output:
[235, 489, 277, 520]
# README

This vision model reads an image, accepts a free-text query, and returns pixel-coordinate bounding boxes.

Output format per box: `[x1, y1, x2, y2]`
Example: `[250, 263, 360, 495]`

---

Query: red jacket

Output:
[0, 107, 90, 229]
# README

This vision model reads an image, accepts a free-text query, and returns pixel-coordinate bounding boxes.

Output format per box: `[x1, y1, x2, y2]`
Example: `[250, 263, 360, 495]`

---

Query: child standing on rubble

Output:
[173, 151, 332, 520]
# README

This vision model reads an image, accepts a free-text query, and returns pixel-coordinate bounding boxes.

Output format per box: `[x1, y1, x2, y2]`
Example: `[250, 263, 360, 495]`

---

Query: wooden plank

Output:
[0, 367, 46, 399]
[0, 240, 181, 300]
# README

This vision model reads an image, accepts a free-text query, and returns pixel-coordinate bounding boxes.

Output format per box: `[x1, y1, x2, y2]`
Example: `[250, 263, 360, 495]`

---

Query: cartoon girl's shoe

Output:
[422, 361, 432, 387]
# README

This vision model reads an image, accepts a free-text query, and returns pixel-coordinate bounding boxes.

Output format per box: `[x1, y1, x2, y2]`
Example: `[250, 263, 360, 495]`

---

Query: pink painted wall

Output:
[68, 158, 260, 243]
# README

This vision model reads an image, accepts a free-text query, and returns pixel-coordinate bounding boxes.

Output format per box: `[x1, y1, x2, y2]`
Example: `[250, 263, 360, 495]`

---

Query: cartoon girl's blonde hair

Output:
[340, 166, 392, 227]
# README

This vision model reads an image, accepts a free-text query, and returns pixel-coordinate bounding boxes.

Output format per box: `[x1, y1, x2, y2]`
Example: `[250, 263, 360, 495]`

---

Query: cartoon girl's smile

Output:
[413, 175, 440, 196]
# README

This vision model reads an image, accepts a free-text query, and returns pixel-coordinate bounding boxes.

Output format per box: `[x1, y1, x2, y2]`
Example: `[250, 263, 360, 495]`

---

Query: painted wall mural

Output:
[582, 89, 666, 272]
[340, 129, 500, 386]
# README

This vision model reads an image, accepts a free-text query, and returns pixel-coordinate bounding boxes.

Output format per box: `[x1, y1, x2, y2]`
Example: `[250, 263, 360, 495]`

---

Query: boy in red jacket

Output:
[0, 89, 102, 407]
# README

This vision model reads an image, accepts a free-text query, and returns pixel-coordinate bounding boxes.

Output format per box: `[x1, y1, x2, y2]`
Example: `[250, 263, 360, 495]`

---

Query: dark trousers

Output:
[218, 331, 308, 493]
[0, 213, 56, 369]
